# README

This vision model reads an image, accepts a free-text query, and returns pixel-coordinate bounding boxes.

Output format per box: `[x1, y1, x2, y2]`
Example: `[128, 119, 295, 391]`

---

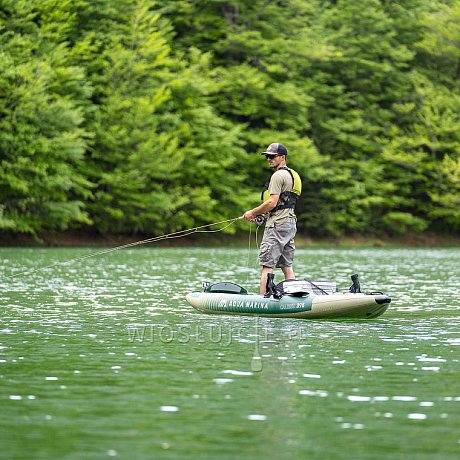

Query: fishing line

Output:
[255, 224, 260, 254]
[245, 221, 263, 285]
[250, 225, 263, 372]
[245, 224, 253, 284]
[4, 217, 241, 279]
[246, 225, 251, 265]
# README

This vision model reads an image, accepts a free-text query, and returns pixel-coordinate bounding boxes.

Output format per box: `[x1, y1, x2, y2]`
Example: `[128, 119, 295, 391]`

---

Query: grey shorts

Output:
[259, 219, 297, 268]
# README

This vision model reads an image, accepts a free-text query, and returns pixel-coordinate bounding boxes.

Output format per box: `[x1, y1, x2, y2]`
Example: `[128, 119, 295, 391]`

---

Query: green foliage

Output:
[382, 212, 429, 235]
[76, 0, 250, 234]
[0, 0, 459, 238]
[0, 0, 93, 235]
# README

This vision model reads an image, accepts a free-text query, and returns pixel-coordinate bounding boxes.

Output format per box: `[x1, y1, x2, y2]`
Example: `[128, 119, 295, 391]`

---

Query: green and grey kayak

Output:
[185, 277, 391, 319]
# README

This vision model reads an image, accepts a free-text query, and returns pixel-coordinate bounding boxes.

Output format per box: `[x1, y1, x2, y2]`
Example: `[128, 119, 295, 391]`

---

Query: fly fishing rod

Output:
[4, 217, 243, 279]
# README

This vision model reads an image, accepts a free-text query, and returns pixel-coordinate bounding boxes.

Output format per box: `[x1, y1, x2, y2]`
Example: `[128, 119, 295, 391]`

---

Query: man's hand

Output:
[241, 210, 256, 222]
[241, 195, 278, 222]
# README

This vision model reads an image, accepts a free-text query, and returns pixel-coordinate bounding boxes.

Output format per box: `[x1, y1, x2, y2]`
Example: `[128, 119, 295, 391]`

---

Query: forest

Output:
[0, 0, 459, 239]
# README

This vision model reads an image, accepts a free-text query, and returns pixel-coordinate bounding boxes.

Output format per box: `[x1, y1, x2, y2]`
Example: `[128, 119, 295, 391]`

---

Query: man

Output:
[242, 143, 302, 295]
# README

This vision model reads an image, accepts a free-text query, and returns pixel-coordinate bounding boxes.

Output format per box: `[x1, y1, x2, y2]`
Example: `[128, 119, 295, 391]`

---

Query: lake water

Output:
[1, 247, 459, 459]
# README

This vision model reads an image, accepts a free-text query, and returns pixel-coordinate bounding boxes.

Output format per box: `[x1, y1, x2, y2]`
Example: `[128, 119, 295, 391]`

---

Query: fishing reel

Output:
[254, 215, 266, 226]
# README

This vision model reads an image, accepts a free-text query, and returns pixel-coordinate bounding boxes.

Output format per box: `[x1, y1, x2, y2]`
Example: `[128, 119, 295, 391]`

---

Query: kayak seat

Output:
[275, 279, 310, 297]
[203, 282, 248, 295]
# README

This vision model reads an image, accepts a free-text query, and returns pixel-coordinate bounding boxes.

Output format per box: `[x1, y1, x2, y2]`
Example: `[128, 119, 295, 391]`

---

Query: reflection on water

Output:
[0, 247, 459, 459]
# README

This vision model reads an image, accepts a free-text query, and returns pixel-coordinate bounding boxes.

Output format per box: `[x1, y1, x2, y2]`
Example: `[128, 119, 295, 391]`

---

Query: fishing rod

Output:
[4, 217, 243, 280]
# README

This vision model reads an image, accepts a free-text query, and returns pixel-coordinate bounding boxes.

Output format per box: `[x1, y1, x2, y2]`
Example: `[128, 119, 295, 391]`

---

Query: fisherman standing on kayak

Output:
[242, 143, 302, 295]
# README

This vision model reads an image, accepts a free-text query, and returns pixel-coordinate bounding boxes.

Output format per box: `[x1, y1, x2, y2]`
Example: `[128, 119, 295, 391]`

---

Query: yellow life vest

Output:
[261, 167, 302, 211]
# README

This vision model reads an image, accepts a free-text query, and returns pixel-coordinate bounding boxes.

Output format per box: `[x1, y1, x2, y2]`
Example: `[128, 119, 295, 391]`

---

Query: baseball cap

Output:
[261, 143, 288, 156]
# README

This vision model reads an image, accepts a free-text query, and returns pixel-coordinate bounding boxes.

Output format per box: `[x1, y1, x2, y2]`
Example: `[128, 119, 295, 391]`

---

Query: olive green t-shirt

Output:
[266, 168, 296, 227]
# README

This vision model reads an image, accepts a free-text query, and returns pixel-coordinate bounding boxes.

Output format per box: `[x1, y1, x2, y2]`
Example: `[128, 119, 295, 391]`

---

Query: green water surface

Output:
[1, 247, 459, 459]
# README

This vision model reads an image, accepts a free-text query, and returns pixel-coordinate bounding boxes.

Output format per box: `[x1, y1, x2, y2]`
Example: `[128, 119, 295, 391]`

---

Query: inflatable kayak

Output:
[185, 275, 391, 319]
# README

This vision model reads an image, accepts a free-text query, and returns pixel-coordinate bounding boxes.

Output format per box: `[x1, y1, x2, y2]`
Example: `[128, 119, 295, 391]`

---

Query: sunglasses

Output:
[265, 154, 279, 160]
